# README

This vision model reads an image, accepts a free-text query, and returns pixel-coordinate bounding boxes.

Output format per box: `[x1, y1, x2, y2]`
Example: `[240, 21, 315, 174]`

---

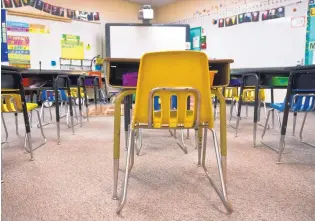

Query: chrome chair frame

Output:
[261, 94, 315, 154]
[116, 87, 232, 214]
[1, 94, 46, 160]
[229, 89, 268, 133]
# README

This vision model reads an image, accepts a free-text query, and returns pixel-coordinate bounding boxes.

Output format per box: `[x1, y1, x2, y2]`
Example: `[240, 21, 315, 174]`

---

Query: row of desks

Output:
[1, 65, 102, 146]
[103, 58, 315, 199]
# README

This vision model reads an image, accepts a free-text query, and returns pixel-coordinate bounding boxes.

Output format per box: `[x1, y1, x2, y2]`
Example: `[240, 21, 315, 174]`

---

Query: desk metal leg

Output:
[277, 87, 291, 163]
[235, 86, 244, 137]
[55, 87, 61, 145]
[14, 113, 19, 135]
[113, 90, 135, 200]
[197, 128, 202, 166]
[20, 87, 33, 160]
[66, 86, 75, 135]
[124, 96, 131, 150]
[292, 112, 297, 136]
[253, 84, 260, 147]
[212, 89, 228, 183]
[270, 88, 275, 128]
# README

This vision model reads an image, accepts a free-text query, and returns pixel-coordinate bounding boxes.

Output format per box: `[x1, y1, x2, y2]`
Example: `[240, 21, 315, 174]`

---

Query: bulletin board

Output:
[4, 13, 103, 69]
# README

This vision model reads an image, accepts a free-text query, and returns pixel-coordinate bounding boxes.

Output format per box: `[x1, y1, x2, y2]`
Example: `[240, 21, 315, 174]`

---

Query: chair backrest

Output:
[1, 94, 23, 112]
[133, 51, 213, 129]
[224, 87, 238, 99]
[40, 90, 68, 102]
[243, 89, 265, 102]
[291, 94, 315, 112]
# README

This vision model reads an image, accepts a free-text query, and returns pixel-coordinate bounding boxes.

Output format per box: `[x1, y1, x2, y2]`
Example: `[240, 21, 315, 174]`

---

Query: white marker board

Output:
[105, 24, 190, 58]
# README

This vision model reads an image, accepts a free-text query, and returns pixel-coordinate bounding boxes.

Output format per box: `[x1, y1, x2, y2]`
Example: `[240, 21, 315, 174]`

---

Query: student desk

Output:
[105, 57, 234, 199]
[230, 65, 315, 149]
[1, 66, 33, 158]
[2, 67, 100, 144]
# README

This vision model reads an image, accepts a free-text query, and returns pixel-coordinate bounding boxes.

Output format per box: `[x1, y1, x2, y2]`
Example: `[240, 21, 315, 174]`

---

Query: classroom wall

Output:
[156, 0, 258, 23]
[9, 0, 141, 22]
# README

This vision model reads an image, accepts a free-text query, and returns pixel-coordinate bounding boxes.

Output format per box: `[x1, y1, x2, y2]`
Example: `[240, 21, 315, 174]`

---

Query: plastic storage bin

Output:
[122, 72, 138, 87]
[271, 77, 289, 87]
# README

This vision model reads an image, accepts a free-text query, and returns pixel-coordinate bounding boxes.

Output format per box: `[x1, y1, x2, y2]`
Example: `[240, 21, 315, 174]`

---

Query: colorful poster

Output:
[29, 24, 49, 33]
[61, 34, 84, 59]
[1, 9, 9, 62]
[8, 36, 31, 68]
[305, 2, 315, 64]
[7, 21, 29, 32]
[190, 27, 202, 51]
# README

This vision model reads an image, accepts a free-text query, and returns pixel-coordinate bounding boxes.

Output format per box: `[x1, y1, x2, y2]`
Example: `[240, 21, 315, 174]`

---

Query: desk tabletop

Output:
[104, 57, 234, 64]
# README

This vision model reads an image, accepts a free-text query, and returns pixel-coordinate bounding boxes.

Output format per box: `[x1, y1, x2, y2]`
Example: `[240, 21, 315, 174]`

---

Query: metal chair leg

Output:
[14, 113, 19, 136]
[276, 112, 282, 130]
[186, 129, 189, 139]
[38, 101, 53, 128]
[202, 128, 233, 213]
[292, 112, 297, 136]
[169, 129, 174, 136]
[299, 112, 315, 148]
[1, 113, 8, 144]
[245, 104, 248, 119]
[174, 129, 188, 154]
[136, 129, 143, 156]
[260, 109, 283, 152]
[24, 110, 47, 153]
[228, 99, 234, 123]
[116, 129, 135, 214]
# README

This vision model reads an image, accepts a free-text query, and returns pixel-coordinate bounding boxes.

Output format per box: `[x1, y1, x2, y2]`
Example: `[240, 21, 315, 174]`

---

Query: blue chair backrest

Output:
[290, 94, 315, 112]
[40, 90, 68, 102]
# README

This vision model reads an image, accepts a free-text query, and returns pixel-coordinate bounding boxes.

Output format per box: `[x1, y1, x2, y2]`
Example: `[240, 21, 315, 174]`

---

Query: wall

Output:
[156, 0, 260, 23]
[9, 0, 141, 22]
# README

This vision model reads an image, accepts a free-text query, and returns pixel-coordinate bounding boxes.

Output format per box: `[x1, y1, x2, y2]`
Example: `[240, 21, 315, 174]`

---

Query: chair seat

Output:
[26, 103, 38, 111]
[270, 103, 285, 112]
[2, 102, 38, 113]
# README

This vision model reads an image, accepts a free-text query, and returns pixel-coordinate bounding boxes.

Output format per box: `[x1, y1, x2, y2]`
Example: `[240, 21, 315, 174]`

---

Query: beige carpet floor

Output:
[1, 106, 315, 221]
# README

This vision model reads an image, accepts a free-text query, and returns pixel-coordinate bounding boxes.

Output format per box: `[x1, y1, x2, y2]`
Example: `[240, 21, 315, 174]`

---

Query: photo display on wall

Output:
[1, 0, 100, 21]
[218, 6, 285, 28]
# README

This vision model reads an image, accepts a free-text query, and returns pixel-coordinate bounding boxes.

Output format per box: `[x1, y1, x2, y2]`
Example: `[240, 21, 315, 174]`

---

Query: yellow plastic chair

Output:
[116, 51, 232, 214]
[228, 88, 267, 125]
[1, 93, 46, 160]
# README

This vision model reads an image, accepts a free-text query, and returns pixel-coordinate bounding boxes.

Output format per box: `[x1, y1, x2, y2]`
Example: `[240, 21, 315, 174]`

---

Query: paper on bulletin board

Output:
[61, 34, 84, 59]
[29, 24, 49, 34]
[193, 36, 200, 49]
[7, 21, 29, 32]
[7, 36, 31, 68]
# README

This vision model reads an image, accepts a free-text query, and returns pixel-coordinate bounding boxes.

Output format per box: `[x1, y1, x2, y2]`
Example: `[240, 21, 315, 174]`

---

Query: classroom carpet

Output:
[2, 106, 315, 221]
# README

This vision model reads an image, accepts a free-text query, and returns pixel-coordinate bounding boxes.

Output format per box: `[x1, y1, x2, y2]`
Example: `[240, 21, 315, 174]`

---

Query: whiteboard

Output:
[5, 14, 103, 69]
[187, 1, 308, 69]
[183, 1, 308, 103]
[106, 24, 189, 58]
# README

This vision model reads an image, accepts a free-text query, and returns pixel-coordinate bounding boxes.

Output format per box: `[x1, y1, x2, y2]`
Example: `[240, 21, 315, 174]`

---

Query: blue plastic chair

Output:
[261, 93, 315, 152]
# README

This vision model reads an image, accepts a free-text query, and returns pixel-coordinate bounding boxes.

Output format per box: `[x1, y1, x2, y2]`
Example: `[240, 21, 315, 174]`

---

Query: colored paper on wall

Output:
[305, 4, 315, 64]
[3, 0, 13, 8]
[8, 36, 31, 68]
[201, 36, 207, 50]
[190, 27, 201, 51]
[61, 34, 84, 59]
[12, 0, 23, 7]
[218, 18, 225, 28]
[29, 24, 49, 33]
[7, 21, 29, 32]
[1, 9, 9, 62]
